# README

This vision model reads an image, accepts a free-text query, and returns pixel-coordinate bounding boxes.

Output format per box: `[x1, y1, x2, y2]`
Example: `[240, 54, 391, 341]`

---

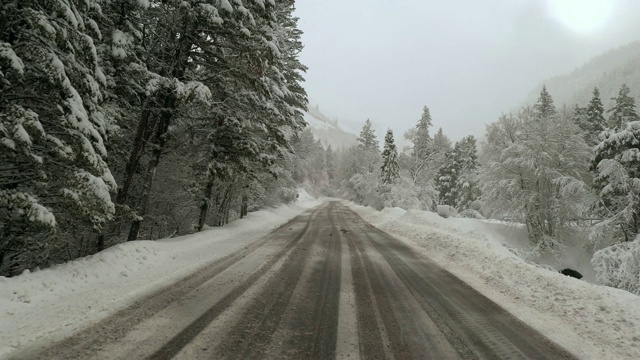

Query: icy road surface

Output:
[13, 202, 575, 359]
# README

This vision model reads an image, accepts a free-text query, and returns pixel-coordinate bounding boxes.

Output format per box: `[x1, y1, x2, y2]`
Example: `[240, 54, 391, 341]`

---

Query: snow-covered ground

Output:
[349, 203, 640, 359]
[0, 190, 321, 358]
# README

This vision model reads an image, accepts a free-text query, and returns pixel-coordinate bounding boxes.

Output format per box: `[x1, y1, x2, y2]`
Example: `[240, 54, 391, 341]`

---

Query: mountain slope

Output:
[304, 105, 358, 149]
[526, 40, 640, 109]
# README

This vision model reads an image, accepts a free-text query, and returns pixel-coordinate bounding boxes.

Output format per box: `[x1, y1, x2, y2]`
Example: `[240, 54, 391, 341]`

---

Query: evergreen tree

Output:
[592, 122, 640, 243]
[405, 106, 436, 182]
[432, 127, 452, 153]
[434, 135, 479, 209]
[0, 0, 310, 275]
[585, 87, 607, 140]
[608, 84, 639, 129]
[435, 150, 457, 206]
[454, 136, 480, 210]
[414, 106, 433, 158]
[357, 119, 379, 151]
[1, 0, 118, 273]
[573, 104, 588, 134]
[534, 85, 556, 118]
[380, 129, 399, 184]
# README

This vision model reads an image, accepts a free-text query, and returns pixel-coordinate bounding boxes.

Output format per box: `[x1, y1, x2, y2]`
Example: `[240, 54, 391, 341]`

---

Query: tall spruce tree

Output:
[585, 87, 606, 140]
[534, 85, 556, 118]
[380, 129, 399, 184]
[435, 150, 457, 206]
[357, 119, 379, 151]
[454, 136, 480, 211]
[608, 84, 639, 129]
[573, 104, 588, 134]
[592, 121, 640, 243]
[432, 127, 452, 153]
[406, 106, 434, 181]
[414, 106, 433, 158]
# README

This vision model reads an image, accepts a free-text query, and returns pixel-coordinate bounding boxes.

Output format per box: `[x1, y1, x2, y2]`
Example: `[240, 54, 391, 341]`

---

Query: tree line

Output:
[0, 0, 307, 276]
[295, 83, 640, 294]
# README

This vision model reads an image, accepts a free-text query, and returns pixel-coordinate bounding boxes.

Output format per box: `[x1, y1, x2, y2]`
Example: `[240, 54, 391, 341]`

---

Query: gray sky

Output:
[295, 0, 640, 141]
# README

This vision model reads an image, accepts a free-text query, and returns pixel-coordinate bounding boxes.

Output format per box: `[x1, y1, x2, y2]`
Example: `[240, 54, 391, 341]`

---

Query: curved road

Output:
[15, 202, 576, 360]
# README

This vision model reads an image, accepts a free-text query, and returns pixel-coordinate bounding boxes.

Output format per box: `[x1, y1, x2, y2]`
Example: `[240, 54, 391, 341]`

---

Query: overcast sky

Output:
[295, 0, 640, 141]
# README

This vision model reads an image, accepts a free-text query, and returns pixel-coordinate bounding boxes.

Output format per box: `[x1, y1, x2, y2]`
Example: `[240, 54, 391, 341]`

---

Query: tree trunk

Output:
[241, 194, 248, 218]
[197, 178, 215, 231]
[128, 93, 176, 241]
[214, 185, 232, 227]
[117, 107, 154, 204]
[96, 233, 105, 252]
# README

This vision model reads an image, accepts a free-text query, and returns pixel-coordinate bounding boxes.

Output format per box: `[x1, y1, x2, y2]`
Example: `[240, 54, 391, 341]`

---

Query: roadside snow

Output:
[0, 190, 321, 358]
[348, 203, 640, 360]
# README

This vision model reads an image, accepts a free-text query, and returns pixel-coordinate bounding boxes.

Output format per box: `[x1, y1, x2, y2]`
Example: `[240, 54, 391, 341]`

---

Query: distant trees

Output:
[328, 83, 640, 295]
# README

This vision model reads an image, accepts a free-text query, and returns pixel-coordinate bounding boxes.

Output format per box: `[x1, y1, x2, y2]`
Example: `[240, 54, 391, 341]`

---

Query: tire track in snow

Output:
[347, 204, 576, 360]
[147, 205, 324, 360]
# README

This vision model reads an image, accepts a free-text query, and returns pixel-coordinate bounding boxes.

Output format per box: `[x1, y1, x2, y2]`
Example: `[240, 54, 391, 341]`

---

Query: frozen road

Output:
[15, 202, 576, 359]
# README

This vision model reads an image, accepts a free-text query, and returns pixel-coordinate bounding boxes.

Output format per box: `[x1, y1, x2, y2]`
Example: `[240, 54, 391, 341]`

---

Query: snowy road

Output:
[14, 202, 576, 359]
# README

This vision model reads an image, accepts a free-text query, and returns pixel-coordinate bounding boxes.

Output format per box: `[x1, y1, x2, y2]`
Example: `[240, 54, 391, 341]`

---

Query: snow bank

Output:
[0, 191, 321, 358]
[349, 203, 640, 360]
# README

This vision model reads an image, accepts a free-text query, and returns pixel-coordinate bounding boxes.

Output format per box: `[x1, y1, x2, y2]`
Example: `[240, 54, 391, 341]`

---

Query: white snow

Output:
[348, 203, 640, 359]
[219, 0, 233, 12]
[0, 42, 25, 74]
[0, 190, 321, 358]
[111, 30, 132, 59]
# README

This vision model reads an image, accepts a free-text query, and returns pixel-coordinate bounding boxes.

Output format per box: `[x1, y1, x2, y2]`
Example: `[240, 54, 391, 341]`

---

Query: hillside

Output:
[305, 105, 411, 151]
[526, 40, 640, 108]
[304, 105, 359, 149]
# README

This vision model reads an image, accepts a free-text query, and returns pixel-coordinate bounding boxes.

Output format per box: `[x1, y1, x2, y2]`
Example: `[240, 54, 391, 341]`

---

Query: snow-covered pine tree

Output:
[434, 150, 457, 206]
[193, 0, 308, 230]
[608, 84, 639, 130]
[380, 129, 400, 184]
[1, 0, 117, 274]
[358, 119, 379, 152]
[454, 135, 480, 211]
[592, 121, 640, 244]
[123, 0, 222, 240]
[406, 106, 434, 182]
[432, 127, 452, 154]
[534, 85, 556, 118]
[591, 121, 640, 294]
[584, 87, 607, 143]
[573, 104, 588, 137]
[414, 106, 433, 159]
[434, 135, 479, 209]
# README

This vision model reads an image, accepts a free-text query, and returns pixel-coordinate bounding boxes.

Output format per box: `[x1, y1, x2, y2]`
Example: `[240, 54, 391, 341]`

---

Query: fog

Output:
[296, 0, 640, 140]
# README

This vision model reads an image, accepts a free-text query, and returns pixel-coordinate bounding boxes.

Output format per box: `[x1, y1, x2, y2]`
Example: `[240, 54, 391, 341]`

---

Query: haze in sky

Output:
[295, 0, 640, 140]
